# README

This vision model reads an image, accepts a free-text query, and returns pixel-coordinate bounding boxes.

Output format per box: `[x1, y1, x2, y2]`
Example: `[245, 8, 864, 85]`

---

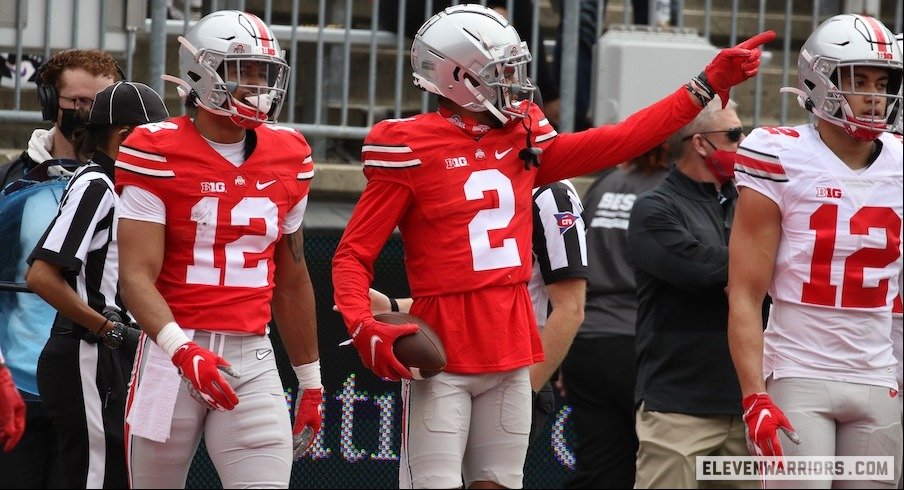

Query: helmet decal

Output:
[855, 15, 893, 57]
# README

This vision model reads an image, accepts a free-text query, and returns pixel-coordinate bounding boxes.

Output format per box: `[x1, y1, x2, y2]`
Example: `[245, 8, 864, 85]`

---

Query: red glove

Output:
[350, 317, 418, 381]
[0, 366, 25, 452]
[171, 341, 240, 411]
[742, 392, 800, 457]
[699, 30, 776, 107]
[292, 388, 323, 459]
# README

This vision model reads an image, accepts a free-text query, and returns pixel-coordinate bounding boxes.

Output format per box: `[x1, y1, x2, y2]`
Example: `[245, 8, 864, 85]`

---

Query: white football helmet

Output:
[411, 4, 535, 124]
[790, 14, 902, 140]
[168, 10, 290, 128]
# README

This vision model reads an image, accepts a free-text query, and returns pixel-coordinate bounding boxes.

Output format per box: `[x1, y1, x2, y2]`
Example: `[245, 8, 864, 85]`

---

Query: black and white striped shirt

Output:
[27, 152, 127, 321]
[528, 180, 589, 327]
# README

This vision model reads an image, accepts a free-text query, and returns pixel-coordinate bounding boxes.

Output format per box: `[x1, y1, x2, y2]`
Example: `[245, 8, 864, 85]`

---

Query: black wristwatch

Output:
[102, 322, 129, 350]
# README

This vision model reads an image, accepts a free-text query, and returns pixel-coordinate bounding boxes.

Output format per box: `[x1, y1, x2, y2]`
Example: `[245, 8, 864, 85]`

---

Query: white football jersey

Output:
[735, 124, 903, 390]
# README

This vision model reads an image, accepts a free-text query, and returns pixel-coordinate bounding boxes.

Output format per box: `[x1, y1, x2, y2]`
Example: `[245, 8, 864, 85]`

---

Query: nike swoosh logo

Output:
[754, 409, 771, 438]
[256, 349, 272, 360]
[369, 335, 382, 366]
[256, 179, 277, 190]
[495, 148, 513, 160]
[192, 355, 205, 388]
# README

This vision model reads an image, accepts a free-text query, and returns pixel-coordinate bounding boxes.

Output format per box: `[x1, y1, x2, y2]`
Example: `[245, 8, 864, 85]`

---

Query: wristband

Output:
[293, 359, 322, 389]
[389, 297, 400, 313]
[156, 321, 192, 357]
[686, 77, 715, 106]
[95, 318, 110, 335]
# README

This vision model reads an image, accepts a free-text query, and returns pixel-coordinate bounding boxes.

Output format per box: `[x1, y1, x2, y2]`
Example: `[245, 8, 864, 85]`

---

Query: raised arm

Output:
[538, 30, 775, 185]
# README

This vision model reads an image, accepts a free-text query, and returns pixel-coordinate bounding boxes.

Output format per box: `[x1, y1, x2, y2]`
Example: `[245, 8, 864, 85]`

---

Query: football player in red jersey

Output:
[115, 11, 321, 489]
[331, 4, 774, 488]
[728, 14, 902, 487]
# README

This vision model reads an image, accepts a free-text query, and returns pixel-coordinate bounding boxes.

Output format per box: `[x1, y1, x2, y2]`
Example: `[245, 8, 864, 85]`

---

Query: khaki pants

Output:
[635, 402, 756, 489]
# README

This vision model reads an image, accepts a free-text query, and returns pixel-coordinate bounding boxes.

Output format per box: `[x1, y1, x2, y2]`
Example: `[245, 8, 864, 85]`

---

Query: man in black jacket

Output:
[627, 96, 754, 489]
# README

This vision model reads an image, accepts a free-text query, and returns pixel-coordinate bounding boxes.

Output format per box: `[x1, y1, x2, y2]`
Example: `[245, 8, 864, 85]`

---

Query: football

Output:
[374, 312, 447, 380]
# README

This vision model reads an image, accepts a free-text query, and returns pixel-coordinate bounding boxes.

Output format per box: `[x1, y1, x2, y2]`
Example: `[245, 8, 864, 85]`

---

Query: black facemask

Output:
[58, 108, 80, 141]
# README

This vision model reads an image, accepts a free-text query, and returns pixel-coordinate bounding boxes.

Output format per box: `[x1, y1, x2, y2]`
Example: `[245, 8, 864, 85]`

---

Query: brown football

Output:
[374, 312, 447, 379]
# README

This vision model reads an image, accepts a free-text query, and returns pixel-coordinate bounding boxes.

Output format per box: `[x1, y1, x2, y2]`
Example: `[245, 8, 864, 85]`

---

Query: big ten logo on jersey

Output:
[201, 181, 226, 193]
[445, 156, 469, 169]
[816, 186, 842, 199]
[589, 192, 636, 230]
[293, 372, 577, 469]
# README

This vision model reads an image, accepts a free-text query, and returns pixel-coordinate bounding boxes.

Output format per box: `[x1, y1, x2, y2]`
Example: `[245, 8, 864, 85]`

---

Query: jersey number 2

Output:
[802, 204, 901, 308]
[186, 196, 278, 287]
[464, 169, 521, 271]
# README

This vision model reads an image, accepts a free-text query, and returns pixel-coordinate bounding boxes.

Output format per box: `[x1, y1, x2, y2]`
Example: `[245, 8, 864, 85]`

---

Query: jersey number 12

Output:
[802, 204, 901, 308]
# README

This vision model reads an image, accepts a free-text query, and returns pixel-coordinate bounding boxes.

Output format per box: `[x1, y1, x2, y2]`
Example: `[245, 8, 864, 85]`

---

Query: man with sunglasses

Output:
[728, 14, 902, 487]
[627, 97, 753, 489]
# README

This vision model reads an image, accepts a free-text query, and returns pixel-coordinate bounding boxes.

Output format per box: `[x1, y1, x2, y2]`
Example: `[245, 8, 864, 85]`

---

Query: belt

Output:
[52, 316, 101, 343]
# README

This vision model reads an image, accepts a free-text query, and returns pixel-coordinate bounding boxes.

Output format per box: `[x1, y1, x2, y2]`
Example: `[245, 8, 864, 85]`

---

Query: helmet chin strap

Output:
[163, 72, 271, 125]
[780, 87, 809, 111]
[781, 86, 882, 140]
[465, 77, 509, 125]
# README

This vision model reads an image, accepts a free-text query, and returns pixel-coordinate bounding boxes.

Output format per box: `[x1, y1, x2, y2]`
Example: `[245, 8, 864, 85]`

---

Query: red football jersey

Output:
[333, 90, 699, 373]
[115, 115, 314, 334]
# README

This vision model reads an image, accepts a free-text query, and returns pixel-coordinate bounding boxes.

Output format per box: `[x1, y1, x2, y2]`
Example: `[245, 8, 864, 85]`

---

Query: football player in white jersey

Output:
[728, 14, 903, 488]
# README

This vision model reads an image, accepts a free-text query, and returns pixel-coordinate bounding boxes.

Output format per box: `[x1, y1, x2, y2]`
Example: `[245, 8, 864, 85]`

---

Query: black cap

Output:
[89, 82, 169, 126]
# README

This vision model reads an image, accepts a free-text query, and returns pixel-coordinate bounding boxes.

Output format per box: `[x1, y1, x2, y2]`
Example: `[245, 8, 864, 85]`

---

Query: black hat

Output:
[89, 82, 169, 126]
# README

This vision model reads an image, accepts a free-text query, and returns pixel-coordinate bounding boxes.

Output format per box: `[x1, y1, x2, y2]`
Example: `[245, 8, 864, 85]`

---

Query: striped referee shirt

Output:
[528, 180, 589, 328]
[27, 152, 128, 322]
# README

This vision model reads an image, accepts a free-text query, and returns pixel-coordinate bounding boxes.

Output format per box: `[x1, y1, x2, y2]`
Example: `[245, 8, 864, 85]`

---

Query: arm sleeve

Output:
[734, 127, 789, 206]
[536, 87, 699, 185]
[627, 193, 728, 292]
[532, 181, 588, 284]
[332, 178, 414, 332]
[118, 185, 166, 224]
[283, 195, 308, 234]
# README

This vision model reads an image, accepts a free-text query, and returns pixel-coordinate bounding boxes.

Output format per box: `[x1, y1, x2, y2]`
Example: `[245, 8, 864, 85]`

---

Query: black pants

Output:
[36, 331, 133, 489]
[0, 392, 62, 489]
[561, 335, 638, 489]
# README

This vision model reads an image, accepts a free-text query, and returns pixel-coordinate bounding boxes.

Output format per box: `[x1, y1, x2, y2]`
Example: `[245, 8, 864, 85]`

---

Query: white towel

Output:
[126, 329, 194, 442]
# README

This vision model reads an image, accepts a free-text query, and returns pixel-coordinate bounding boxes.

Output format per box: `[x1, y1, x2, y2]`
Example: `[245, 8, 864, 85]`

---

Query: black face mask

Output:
[58, 108, 80, 141]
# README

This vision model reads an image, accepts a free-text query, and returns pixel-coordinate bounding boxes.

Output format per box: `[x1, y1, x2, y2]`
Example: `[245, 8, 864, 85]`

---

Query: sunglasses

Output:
[683, 127, 744, 143]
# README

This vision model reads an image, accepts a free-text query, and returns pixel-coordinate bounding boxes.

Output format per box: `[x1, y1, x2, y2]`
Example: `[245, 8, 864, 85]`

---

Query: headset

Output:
[36, 59, 126, 122]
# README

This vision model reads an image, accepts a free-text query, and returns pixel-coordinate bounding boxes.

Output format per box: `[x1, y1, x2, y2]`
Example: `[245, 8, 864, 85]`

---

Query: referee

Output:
[24, 81, 168, 488]
[526, 179, 588, 444]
